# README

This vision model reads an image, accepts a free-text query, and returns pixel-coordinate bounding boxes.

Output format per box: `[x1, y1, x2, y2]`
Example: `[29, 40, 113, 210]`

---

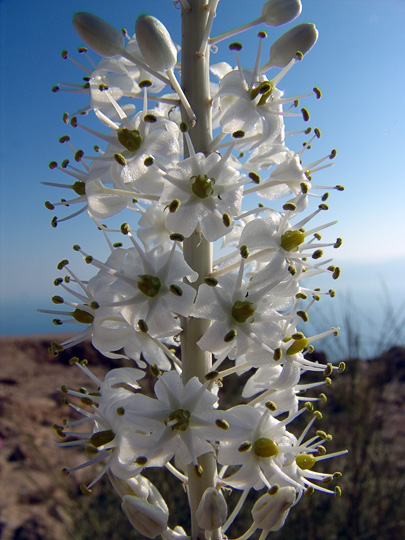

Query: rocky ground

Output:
[1, 335, 404, 540]
[0, 335, 115, 540]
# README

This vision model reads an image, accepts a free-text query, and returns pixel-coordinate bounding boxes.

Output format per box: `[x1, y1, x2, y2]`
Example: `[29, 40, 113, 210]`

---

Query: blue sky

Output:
[1, 0, 404, 356]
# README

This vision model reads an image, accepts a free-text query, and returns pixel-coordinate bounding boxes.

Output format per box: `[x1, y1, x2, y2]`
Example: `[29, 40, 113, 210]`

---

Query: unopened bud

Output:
[251, 487, 296, 531]
[196, 488, 228, 531]
[267, 23, 318, 68]
[135, 15, 177, 71]
[72, 12, 124, 57]
[121, 492, 168, 538]
[262, 0, 302, 27]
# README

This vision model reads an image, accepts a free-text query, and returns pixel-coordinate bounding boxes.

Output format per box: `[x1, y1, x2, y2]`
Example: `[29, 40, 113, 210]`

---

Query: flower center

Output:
[117, 128, 142, 152]
[231, 300, 256, 323]
[253, 437, 279, 458]
[280, 230, 305, 251]
[296, 453, 316, 470]
[190, 174, 215, 199]
[250, 80, 274, 105]
[137, 274, 162, 298]
[165, 408, 191, 431]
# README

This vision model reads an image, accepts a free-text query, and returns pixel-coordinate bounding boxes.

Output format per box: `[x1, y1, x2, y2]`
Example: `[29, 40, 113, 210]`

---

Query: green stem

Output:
[180, 2, 218, 538]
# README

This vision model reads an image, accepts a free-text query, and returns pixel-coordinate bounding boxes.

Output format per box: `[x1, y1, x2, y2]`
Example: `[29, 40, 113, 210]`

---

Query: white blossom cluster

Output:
[43, 1, 347, 538]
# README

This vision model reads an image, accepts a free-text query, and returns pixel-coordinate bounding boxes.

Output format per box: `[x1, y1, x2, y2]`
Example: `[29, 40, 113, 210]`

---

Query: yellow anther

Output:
[312, 249, 323, 259]
[240, 245, 249, 259]
[301, 108, 310, 121]
[283, 202, 297, 211]
[194, 464, 204, 478]
[150, 364, 162, 377]
[169, 284, 183, 296]
[324, 363, 333, 376]
[168, 199, 180, 212]
[313, 87, 322, 99]
[238, 441, 252, 453]
[170, 233, 184, 242]
[222, 213, 232, 227]
[224, 329, 237, 342]
[205, 370, 219, 381]
[248, 171, 260, 184]
[332, 267, 341, 280]
[338, 362, 346, 373]
[113, 153, 127, 166]
[215, 419, 230, 430]
[265, 401, 277, 412]
[138, 319, 149, 333]
[80, 484, 93, 496]
[144, 114, 157, 123]
[296, 310, 309, 322]
[300, 181, 310, 194]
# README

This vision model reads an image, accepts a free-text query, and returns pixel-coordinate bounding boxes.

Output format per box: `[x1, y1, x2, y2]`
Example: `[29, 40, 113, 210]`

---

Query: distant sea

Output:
[1, 280, 404, 362]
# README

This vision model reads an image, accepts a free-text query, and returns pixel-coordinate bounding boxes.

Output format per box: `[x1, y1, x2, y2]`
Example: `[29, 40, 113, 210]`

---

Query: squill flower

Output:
[160, 150, 245, 241]
[87, 241, 197, 338]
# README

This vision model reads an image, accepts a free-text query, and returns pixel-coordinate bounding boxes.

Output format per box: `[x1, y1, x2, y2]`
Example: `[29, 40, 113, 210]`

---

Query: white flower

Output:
[88, 243, 197, 338]
[217, 405, 295, 490]
[192, 261, 296, 363]
[117, 371, 228, 470]
[91, 310, 172, 370]
[214, 66, 284, 148]
[160, 151, 244, 241]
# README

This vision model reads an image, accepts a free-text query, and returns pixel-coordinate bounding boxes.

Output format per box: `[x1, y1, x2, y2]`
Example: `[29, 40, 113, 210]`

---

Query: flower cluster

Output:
[44, 1, 347, 538]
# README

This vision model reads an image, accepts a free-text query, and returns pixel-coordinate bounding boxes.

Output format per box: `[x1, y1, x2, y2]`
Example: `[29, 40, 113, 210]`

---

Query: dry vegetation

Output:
[1, 335, 404, 540]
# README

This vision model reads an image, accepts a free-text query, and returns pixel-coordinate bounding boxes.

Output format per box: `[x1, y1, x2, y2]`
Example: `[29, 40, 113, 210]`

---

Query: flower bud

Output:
[72, 12, 124, 57]
[108, 471, 150, 499]
[251, 487, 296, 531]
[262, 0, 302, 26]
[196, 488, 228, 531]
[135, 14, 177, 71]
[268, 23, 318, 68]
[122, 495, 168, 538]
